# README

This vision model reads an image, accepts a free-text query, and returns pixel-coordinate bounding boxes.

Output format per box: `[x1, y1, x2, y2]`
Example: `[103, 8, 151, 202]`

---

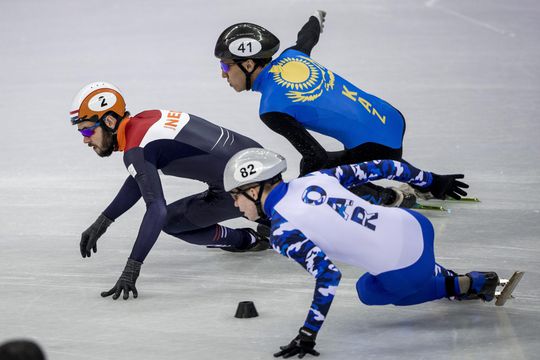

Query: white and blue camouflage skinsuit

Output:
[263, 160, 450, 333]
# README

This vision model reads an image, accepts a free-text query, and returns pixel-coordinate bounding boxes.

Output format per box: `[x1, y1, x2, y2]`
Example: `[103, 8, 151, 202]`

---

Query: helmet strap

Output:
[100, 113, 122, 132]
[236, 61, 257, 91]
[100, 113, 125, 151]
[240, 181, 269, 219]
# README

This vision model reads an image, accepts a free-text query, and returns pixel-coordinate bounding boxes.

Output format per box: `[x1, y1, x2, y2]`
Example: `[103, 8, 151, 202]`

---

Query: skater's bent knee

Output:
[356, 275, 394, 306]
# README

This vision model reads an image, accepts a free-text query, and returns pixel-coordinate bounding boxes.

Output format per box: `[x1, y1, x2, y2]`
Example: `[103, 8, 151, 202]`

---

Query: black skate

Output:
[221, 228, 270, 253]
[381, 187, 417, 208]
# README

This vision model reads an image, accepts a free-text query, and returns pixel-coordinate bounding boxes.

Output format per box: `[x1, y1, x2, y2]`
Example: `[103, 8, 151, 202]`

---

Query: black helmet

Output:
[215, 23, 280, 60]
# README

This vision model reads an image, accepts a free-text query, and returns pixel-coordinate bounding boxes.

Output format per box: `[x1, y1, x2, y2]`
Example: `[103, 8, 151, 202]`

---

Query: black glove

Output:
[80, 213, 114, 258]
[274, 327, 320, 359]
[421, 173, 469, 200]
[101, 259, 142, 300]
[312, 10, 327, 33]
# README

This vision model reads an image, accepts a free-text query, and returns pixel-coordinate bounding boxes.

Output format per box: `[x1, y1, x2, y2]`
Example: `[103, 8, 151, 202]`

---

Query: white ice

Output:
[1, 0, 539, 359]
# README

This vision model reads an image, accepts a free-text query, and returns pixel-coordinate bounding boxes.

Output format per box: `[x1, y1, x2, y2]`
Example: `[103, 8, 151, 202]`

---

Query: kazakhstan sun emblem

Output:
[269, 56, 335, 102]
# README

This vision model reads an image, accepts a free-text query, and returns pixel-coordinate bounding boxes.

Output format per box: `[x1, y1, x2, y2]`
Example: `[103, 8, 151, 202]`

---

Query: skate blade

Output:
[495, 271, 525, 306]
[413, 203, 450, 212]
[444, 196, 481, 202]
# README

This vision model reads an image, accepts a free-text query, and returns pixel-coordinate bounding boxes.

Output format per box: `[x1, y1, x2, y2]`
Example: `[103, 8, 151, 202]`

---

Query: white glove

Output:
[312, 10, 327, 33]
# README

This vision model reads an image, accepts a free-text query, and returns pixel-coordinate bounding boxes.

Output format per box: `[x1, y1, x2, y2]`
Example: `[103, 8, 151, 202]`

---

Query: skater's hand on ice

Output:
[428, 173, 469, 200]
[274, 327, 320, 358]
[101, 259, 141, 300]
[80, 213, 113, 258]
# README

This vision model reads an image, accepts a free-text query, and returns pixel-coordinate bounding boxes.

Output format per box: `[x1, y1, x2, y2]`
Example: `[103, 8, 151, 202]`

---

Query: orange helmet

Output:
[70, 81, 126, 125]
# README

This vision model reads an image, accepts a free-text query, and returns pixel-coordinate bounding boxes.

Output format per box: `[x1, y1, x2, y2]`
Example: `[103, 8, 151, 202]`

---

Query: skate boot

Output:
[436, 265, 462, 301]
[461, 271, 499, 302]
[221, 228, 270, 253]
[397, 183, 435, 201]
[381, 187, 417, 208]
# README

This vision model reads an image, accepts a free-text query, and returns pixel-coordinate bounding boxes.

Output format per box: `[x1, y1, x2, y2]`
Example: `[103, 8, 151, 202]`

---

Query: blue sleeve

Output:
[317, 159, 433, 190]
[123, 148, 168, 263]
[270, 211, 342, 333]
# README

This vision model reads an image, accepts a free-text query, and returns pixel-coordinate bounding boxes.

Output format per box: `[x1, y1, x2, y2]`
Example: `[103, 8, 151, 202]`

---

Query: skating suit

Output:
[102, 110, 261, 261]
[264, 160, 446, 332]
[252, 49, 405, 150]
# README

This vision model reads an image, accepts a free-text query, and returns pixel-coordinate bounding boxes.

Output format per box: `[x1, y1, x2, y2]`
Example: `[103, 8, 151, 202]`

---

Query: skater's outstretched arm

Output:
[270, 210, 339, 357]
[288, 11, 326, 56]
[317, 160, 468, 200]
[270, 211, 341, 335]
[103, 175, 143, 220]
[100, 149, 168, 301]
[79, 176, 141, 259]
[318, 159, 431, 188]
[122, 148, 168, 263]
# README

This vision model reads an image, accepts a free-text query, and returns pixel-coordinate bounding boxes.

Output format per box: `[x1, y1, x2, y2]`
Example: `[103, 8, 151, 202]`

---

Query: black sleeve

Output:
[288, 16, 321, 56]
[260, 112, 327, 175]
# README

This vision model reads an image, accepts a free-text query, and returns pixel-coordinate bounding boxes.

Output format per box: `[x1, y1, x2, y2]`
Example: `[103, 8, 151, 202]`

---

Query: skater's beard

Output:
[91, 131, 115, 157]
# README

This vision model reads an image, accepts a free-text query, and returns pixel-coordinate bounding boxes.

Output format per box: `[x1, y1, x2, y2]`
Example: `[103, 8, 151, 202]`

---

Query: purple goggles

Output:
[78, 121, 101, 137]
[220, 61, 235, 73]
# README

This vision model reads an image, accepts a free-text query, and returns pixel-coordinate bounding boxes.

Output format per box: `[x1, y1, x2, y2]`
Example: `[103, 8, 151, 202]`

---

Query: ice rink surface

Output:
[1, 0, 539, 359]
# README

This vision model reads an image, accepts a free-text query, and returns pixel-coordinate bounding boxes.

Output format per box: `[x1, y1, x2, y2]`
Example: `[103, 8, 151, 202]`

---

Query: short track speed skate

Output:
[495, 271, 524, 306]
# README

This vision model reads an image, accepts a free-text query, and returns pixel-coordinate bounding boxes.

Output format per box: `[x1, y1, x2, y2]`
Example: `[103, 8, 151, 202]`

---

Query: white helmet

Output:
[70, 81, 126, 125]
[224, 148, 287, 192]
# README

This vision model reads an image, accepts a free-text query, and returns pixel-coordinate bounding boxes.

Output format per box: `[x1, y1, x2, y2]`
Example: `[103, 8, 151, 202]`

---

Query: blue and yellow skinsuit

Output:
[251, 16, 406, 176]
